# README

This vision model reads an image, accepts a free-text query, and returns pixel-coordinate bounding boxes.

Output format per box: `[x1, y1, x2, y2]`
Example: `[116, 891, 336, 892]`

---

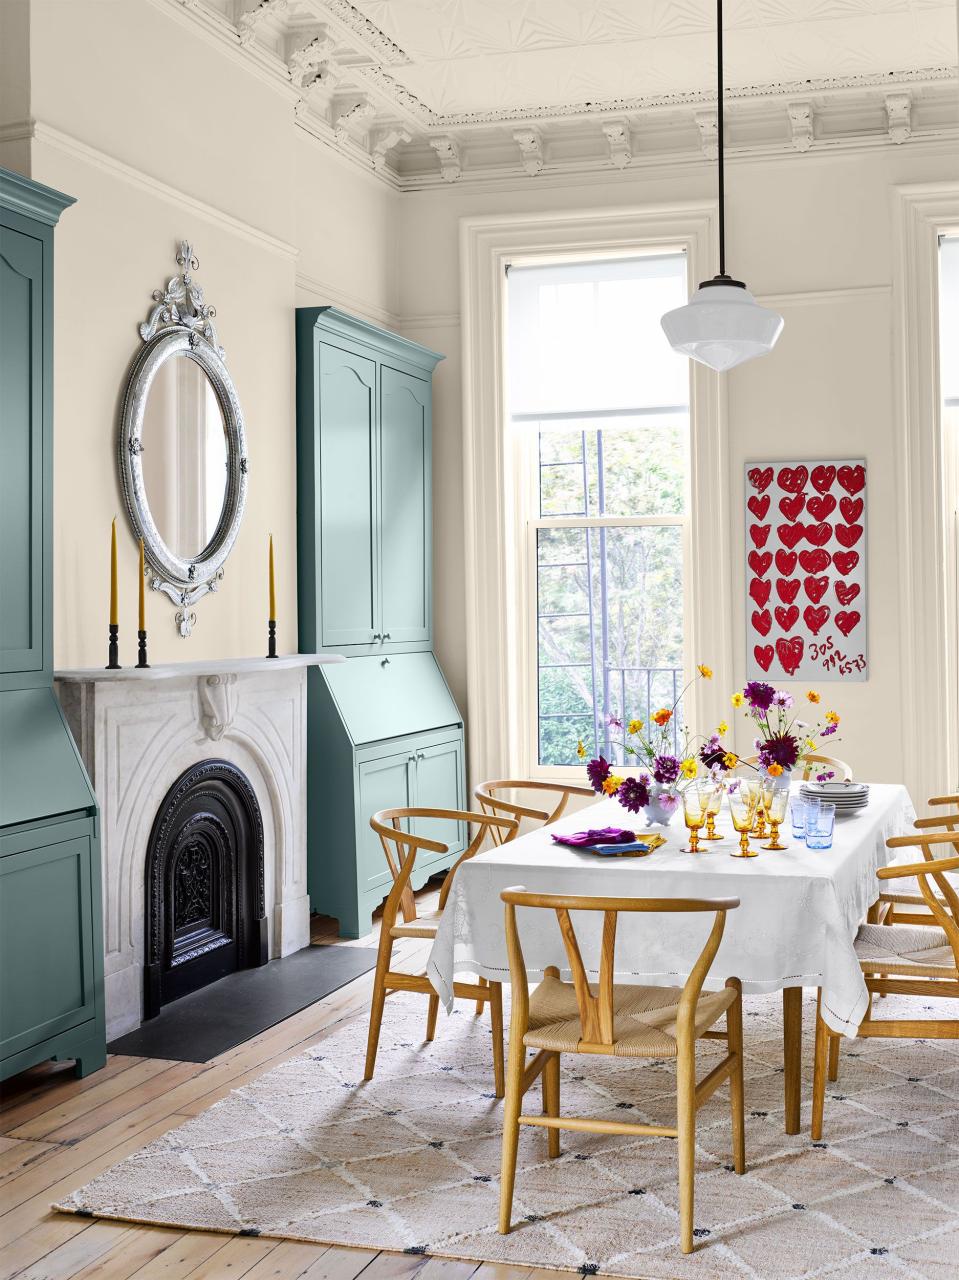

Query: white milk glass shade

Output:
[661, 282, 784, 372]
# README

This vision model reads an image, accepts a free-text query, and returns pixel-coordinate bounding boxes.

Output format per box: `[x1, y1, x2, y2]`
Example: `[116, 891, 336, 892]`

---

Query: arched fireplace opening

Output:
[144, 759, 267, 1019]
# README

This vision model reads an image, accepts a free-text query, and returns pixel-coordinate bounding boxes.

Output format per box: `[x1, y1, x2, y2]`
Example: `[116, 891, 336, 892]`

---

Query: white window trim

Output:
[892, 183, 959, 798]
[459, 203, 730, 790]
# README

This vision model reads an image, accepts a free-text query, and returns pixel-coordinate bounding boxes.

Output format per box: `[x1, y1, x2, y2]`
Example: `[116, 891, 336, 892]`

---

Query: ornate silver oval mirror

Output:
[119, 242, 248, 636]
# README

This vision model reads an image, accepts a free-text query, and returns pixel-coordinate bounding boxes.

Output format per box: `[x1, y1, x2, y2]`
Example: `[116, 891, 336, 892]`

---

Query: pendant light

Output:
[661, 0, 783, 372]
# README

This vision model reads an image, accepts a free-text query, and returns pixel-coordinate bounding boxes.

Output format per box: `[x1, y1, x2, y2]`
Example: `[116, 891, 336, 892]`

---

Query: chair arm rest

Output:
[877, 854, 959, 880]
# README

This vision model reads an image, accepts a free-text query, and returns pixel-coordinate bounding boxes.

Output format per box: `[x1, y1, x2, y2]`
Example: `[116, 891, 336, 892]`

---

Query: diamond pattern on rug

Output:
[56, 990, 959, 1278]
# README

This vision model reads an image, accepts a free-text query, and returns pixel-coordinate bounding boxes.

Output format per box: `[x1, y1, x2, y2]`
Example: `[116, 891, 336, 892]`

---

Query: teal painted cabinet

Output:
[296, 309, 465, 937]
[0, 168, 105, 1082]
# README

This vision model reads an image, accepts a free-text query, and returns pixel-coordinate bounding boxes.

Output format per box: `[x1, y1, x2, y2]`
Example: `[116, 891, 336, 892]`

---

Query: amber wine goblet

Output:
[682, 783, 709, 853]
[762, 783, 789, 850]
[728, 784, 760, 858]
[703, 781, 724, 840]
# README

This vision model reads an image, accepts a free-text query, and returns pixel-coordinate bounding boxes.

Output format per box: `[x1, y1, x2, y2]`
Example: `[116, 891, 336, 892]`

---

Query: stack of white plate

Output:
[800, 781, 869, 816]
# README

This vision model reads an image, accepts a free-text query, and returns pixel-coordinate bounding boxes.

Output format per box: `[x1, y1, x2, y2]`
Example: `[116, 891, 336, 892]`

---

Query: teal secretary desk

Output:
[296, 308, 465, 937]
[0, 169, 105, 1080]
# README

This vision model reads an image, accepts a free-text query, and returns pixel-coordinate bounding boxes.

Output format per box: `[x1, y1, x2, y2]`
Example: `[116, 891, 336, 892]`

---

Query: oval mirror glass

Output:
[140, 352, 229, 561]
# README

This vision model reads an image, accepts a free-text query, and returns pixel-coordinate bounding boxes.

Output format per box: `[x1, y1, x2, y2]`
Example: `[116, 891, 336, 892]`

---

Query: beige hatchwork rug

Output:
[57, 990, 959, 1279]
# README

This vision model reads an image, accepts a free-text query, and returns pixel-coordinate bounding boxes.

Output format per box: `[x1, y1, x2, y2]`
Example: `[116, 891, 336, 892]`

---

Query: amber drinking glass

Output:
[728, 783, 760, 858]
[762, 782, 789, 850]
[682, 782, 709, 853]
[703, 781, 724, 840]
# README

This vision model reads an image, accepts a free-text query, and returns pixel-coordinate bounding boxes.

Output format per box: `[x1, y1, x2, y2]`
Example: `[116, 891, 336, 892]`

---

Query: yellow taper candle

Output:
[138, 537, 146, 631]
[110, 518, 118, 626]
[268, 534, 276, 621]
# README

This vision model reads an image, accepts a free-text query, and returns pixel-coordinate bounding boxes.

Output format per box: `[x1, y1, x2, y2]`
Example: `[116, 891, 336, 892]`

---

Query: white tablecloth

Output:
[427, 784, 915, 1036]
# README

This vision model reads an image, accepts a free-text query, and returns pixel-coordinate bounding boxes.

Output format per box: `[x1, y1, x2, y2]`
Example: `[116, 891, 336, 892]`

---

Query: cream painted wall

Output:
[395, 142, 959, 784]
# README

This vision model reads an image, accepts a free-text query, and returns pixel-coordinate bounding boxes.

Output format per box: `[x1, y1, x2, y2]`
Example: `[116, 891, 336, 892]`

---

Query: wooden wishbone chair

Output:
[739, 753, 853, 782]
[812, 832, 959, 1141]
[364, 807, 517, 1097]
[473, 779, 595, 845]
[498, 889, 744, 1256]
[874, 798, 959, 927]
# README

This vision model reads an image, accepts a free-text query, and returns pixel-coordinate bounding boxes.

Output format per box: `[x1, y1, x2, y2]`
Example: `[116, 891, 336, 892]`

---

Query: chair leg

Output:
[811, 991, 830, 1142]
[475, 974, 487, 1016]
[866, 900, 880, 924]
[426, 992, 439, 1043]
[364, 969, 388, 1082]
[542, 1052, 561, 1158]
[676, 1048, 697, 1254]
[498, 1024, 526, 1234]
[725, 981, 746, 1175]
[827, 1030, 840, 1082]
[489, 981, 505, 1098]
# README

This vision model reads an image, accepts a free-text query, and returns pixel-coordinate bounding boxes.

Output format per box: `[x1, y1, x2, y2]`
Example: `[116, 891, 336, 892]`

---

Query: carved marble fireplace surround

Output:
[55, 655, 341, 1039]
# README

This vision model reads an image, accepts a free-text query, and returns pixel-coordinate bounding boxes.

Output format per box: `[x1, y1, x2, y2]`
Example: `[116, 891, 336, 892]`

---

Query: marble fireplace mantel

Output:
[55, 653, 343, 1038]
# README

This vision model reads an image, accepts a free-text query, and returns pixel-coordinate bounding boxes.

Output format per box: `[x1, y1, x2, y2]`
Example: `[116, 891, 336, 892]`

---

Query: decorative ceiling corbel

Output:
[787, 101, 813, 152]
[694, 110, 718, 161]
[601, 119, 632, 170]
[429, 135, 462, 182]
[514, 127, 544, 176]
[885, 91, 912, 144]
[236, 0, 289, 46]
[288, 30, 336, 90]
[334, 98, 376, 144]
[371, 127, 412, 171]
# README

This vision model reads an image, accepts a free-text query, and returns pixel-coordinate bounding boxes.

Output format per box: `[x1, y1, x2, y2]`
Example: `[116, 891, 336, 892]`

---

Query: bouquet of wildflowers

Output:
[726, 682, 841, 780]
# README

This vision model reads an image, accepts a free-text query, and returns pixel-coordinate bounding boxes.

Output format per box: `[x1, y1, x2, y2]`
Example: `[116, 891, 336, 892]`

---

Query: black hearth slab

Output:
[107, 944, 378, 1062]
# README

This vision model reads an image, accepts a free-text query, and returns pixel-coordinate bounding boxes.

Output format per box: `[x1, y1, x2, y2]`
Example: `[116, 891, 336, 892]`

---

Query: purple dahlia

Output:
[699, 735, 728, 771]
[758, 732, 800, 770]
[586, 755, 612, 794]
[743, 681, 776, 712]
[617, 775, 650, 814]
[652, 754, 680, 785]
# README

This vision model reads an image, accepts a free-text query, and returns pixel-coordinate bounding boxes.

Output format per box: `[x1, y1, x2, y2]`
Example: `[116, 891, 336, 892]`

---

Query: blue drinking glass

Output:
[790, 798, 808, 840]
[805, 802, 836, 850]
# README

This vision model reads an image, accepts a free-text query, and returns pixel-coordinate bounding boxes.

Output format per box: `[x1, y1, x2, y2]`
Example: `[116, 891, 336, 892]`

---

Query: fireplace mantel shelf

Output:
[55, 653, 344, 683]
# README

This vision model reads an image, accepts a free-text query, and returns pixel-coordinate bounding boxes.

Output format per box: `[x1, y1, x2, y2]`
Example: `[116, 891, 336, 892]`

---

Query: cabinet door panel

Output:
[412, 736, 465, 864]
[1, 834, 96, 1061]
[0, 226, 44, 673]
[379, 366, 430, 644]
[356, 752, 413, 896]
[319, 343, 378, 647]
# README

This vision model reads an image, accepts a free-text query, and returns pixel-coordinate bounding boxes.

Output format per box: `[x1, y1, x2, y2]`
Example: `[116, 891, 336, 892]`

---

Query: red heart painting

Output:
[750, 524, 770, 548]
[776, 635, 804, 676]
[835, 610, 861, 637]
[804, 574, 829, 604]
[778, 465, 809, 494]
[835, 581, 860, 606]
[752, 608, 772, 636]
[748, 466, 774, 493]
[837, 464, 865, 496]
[779, 493, 805, 522]
[806, 494, 836, 522]
[775, 549, 798, 575]
[835, 523, 863, 549]
[834, 550, 860, 576]
[779, 523, 804, 550]
[747, 494, 770, 520]
[755, 644, 774, 672]
[839, 496, 863, 524]
[748, 550, 773, 578]
[810, 464, 836, 495]
[803, 605, 830, 635]
[798, 548, 831, 573]
[775, 604, 799, 631]
[805, 522, 832, 547]
[776, 577, 801, 605]
[749, 578, 772, 607]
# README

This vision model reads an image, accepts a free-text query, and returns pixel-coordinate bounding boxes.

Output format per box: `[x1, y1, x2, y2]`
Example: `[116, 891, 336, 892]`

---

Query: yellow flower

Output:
[718, 721, 729, 736]
[807, 690, 821, 704]
[826, 710, 840, 725]
[698, 664, 713, 679]
[723, 752, 739, 768]
[602, 775, 624, 796]
[576, 740, 587, 760]
[731, 692, 745, 708]
[680, 757, 698, 780]
[627, 719, 644, 735]
[767, 762, 784, 778]
[805, 738, 816, 751]
[652, 708, 673, 727]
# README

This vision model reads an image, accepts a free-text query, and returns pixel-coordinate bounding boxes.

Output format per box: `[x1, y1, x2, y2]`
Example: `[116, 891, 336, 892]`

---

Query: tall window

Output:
[940, 233, 959, 775]
[506, 254, 690, 769]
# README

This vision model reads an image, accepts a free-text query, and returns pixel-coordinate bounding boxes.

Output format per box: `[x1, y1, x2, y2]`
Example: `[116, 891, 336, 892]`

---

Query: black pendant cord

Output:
[716, 0, 726, 278]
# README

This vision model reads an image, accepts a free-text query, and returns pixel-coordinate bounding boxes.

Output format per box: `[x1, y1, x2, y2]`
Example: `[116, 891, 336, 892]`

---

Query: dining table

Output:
[427, 781, 916, 1135]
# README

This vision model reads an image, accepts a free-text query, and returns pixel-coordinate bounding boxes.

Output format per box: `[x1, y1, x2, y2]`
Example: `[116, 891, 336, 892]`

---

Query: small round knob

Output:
[382, 632, 391, 641]
[372, 632, 382, 641]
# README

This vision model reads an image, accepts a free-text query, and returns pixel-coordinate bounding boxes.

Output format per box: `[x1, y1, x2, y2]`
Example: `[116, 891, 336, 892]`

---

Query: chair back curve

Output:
[474, 779, 595, 843]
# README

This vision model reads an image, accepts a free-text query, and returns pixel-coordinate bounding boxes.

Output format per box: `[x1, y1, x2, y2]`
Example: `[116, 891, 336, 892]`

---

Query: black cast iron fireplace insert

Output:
[143, 759, 267, 1018]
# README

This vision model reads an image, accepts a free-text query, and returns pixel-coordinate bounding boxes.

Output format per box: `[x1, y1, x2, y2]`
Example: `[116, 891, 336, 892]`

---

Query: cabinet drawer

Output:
[323, 652, 460, 745]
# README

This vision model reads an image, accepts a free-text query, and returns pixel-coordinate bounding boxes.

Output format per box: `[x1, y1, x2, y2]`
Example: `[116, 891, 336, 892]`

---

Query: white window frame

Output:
[460, 204, 730, 789]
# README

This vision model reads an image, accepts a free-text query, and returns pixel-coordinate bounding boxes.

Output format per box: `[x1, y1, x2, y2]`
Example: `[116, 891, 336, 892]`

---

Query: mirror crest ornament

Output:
[119, 242, 248, 637]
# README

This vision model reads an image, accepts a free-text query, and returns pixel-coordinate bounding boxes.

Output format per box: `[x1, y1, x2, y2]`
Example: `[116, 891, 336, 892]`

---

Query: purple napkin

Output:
[552, 827, 635, 849]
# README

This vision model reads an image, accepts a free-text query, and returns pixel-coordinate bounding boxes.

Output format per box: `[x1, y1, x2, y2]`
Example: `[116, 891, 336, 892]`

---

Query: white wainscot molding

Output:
[55, 655, 341, 1038]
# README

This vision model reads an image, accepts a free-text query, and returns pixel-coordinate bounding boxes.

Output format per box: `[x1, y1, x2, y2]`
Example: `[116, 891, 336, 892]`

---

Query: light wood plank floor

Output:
[0, 890, 569, 1280]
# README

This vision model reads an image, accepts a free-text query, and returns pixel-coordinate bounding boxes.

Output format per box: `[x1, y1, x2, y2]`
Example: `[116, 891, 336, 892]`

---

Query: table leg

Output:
[783, 987, 802, 1135]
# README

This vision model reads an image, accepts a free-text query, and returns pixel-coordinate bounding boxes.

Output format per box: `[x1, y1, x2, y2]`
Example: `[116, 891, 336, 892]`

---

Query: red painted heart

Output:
[748, 466, 774, 493]
[806, 494, 836, 522]
[804, 522, 832, 547]
[835, 609, 861, 637]
[747, 494, 770, 520]
[835, 581, 861, 606]
[803, 604, 830, 635]
[754, 644, 774, 672]
[779, 523, 805, 550]
[798, 548, 831, 573]
[835, 523, 863, 549]
[804, 574, 829, 604]
[749, 523, 771, 549]
[779, 493, 805, 522]
[778, 465, 809, 494]
[839, 496, 863, 524]
[775, 549, 798, 575]
[776, 635, 804, 676]
[749, 578, 772, 607]
[748, 550, 773, 578]
[811, 464, 837, 495]
[775, 604, 799, 631]
[837, 464, 865, 496]
[776, 577, 801, 605]
[833, 550, 860, 576]
[752, 608, 772, 637]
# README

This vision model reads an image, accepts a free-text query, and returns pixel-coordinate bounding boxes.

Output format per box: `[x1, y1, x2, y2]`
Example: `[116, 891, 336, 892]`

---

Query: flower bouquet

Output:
[727, 682, 841, 784]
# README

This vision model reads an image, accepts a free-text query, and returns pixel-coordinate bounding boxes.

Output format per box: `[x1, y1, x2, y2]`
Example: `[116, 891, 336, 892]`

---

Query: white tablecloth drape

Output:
[427, 784, 915, 1036]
